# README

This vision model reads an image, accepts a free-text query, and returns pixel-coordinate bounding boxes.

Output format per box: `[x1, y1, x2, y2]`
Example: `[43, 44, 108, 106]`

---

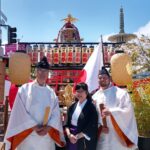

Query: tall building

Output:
[108, 6, 137, 43]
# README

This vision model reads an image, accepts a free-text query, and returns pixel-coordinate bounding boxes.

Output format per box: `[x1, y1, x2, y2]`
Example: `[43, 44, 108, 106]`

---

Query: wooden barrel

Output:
[9, 52, 31, 85]
[110, 53, 132, 86]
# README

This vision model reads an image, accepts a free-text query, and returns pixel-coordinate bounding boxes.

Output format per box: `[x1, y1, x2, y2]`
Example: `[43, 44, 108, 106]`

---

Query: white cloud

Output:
[101, 33, 116, 42]
[134, 21, 150, 37]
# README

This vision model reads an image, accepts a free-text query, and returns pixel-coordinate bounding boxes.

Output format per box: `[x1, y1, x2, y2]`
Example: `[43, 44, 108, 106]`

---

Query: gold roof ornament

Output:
[61, 14, 78, 23]
[58, 89, 65, 105]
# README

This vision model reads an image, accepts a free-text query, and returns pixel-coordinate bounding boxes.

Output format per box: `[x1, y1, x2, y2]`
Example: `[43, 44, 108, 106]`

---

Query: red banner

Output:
[82, 46, 88, 64]
[75, 47, 81, 64]
[46, 51, 53, 64]
[32, 51, 38, 64]
[67, 46, 73, 63]
[60, 47, 67, 64]
[53, 47, 59, 64]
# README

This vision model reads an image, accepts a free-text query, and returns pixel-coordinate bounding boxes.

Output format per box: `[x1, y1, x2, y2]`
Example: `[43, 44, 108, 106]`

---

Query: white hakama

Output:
[92, 86, 138, 150]
[5, 81, 65, 150]
[17, 131, 55, 150]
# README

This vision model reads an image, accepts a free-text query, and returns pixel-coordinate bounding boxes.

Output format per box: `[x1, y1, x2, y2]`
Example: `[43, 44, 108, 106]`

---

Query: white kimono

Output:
[4, 81, 65, 150]
[92, 86, 138, 150]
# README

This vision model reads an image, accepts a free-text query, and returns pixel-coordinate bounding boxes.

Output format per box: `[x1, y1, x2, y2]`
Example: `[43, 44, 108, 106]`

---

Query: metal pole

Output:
[18, 41, 124, 45]
[4, 96, 8, 133]
[100, 35, 105, 66]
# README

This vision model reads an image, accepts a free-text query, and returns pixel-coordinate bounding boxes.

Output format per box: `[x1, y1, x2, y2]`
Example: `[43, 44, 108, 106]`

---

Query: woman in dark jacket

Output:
[65, 82, 98, 150]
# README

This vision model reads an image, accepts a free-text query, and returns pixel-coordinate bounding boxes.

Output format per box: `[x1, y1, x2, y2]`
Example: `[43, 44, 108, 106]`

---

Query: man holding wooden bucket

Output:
[4, 56, 65, 150]
[92, 66, 138, 150]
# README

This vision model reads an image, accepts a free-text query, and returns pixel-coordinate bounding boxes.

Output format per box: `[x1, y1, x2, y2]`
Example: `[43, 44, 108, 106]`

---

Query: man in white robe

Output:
[92, 66, 138, 150]
[4, 57, 65, 150]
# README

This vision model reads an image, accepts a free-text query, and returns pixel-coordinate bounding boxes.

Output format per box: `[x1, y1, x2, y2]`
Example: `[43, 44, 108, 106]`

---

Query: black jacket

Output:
[65, 99, 98, 150]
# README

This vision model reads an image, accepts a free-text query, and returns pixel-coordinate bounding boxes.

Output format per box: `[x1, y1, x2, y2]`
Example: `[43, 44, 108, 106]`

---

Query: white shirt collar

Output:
[71, 99, 88, 126]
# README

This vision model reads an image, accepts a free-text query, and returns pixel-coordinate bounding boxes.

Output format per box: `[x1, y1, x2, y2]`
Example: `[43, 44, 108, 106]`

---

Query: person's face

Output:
[75, 88, 87, 102]
[36, 68, 49, 85]
[98, 74, 110, 89]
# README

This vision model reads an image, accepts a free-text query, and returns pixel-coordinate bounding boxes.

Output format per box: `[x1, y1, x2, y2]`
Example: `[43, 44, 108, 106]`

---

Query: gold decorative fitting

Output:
[61, 14, 78, 23]
[63, 84, 74, 107]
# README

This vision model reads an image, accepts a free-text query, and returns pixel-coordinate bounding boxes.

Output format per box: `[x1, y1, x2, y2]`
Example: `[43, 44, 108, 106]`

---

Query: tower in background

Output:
[108, 6, 137, 43]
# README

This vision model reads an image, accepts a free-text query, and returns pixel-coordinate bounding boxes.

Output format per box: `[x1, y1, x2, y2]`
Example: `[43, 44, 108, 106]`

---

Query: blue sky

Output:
[1, 0, 150, 43]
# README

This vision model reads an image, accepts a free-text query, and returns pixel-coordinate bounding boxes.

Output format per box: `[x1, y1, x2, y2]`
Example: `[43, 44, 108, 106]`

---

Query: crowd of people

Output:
[4, 56, 138, 150]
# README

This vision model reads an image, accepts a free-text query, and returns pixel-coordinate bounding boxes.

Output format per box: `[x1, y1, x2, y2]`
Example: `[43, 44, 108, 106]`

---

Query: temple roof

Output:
[56, 14, 81, 43]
